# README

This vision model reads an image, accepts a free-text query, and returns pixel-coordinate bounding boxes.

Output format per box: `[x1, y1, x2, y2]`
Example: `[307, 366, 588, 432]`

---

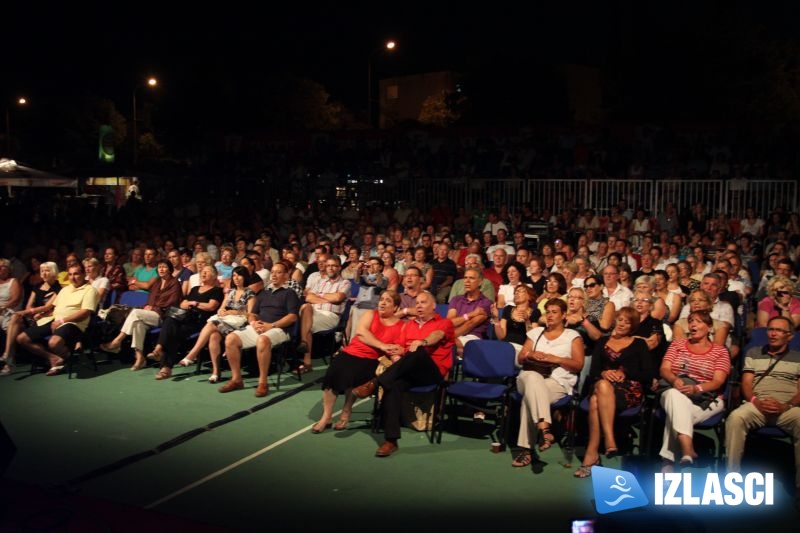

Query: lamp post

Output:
[132, 77, 158, 167]
[367, 40, 396, 128]
[4, 97, 28, 156]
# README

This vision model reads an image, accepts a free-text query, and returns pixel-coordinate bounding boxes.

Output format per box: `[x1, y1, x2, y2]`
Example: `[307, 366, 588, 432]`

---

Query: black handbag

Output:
[655, 375, 716, 410]
[164, 306, 202, 324]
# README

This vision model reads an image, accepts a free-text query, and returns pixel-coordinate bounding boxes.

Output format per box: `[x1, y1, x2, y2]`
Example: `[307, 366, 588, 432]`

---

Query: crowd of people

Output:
[0, 194, 799, 501]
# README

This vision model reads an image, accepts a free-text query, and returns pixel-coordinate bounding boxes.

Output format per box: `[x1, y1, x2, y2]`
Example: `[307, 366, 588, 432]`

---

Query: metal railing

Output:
[325, 177, 798, 220]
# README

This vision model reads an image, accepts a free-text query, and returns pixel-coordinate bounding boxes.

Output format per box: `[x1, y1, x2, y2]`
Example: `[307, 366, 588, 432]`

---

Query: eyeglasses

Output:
[632, 298, 651, 303]
[767, 327, 792, 334]
[584, 283, 598, 289]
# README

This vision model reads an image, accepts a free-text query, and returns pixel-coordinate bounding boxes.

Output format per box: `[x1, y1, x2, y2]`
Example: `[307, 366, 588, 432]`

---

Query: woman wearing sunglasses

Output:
[757, 275, 800, 329]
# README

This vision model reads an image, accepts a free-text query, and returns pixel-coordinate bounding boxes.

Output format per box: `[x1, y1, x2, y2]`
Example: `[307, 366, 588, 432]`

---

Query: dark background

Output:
[5, 1, 800, 168]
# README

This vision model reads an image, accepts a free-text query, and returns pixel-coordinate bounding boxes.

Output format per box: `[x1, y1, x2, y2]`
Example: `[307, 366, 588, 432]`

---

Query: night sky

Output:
[5, 2, 800, 139]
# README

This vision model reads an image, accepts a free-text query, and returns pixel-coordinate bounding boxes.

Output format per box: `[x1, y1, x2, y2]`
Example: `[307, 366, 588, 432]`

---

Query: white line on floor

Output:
[144, 398, 371, 509]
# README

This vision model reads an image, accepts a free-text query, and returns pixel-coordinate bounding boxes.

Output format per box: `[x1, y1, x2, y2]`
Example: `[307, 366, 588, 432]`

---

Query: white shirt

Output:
[603, 284, 633, 310]
[525, 327, 580, 394]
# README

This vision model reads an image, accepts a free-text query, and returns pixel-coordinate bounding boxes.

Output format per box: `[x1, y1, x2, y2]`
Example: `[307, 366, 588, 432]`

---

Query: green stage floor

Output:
[0, 354, 797, 532]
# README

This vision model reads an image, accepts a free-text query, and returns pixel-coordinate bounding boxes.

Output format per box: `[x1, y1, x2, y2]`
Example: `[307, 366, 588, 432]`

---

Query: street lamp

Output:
[367, 40, 397, 128]
[4, 97, 28, 156]
[132, 77, 158, 167]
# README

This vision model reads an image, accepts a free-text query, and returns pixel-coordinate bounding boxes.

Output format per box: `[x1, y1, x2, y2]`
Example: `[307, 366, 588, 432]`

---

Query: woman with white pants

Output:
[658, 310, 730, 466]
[101, 260, 181, 370]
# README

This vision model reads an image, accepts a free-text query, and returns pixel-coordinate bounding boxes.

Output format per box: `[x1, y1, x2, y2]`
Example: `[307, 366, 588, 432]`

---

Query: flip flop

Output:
[46, 365, 65, 376]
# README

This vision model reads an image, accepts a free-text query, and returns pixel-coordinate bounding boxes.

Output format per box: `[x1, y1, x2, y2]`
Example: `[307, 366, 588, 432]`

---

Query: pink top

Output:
[758, 296, 800, 320]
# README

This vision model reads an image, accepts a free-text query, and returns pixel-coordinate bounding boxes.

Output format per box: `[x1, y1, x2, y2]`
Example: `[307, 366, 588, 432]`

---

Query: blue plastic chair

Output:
[445, 340, 517, 444]
[118, 291, 149, 308]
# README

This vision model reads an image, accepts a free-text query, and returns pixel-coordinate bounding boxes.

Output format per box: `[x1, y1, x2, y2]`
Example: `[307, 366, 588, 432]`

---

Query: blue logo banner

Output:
[591, 466, 649, 514]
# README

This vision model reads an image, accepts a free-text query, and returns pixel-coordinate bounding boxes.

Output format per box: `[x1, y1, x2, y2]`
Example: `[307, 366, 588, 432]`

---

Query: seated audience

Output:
[351, 291, 454, 457]
[312, 290, 403, 433]
[148, 265, 223, 380]
[178, 266, 255, 382]
[575, 307, 651, 478]
[16, 263, 98, 376]
[511, 299, 584, 468]
[220, 261, 300, 396]
[100, 260, 182, 370]
[1, 261, 60, 375]
[725, 316, 800, 503]
[658, 310, 730, 468]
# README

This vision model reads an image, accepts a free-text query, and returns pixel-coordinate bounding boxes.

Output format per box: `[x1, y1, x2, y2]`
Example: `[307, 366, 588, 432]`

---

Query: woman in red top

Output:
[311, 290, 403, 433]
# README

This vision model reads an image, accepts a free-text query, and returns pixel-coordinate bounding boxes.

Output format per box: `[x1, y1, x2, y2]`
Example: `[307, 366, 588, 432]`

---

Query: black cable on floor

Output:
[58, 376, 323, 491]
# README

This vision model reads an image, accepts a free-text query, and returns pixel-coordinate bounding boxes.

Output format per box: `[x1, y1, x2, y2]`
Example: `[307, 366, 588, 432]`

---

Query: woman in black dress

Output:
[574, 307, 652, 478]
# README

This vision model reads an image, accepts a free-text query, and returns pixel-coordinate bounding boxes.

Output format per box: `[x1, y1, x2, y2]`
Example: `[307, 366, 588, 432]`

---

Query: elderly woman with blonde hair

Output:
[1, 261, 60, 375]
[756, 275, 800, 329]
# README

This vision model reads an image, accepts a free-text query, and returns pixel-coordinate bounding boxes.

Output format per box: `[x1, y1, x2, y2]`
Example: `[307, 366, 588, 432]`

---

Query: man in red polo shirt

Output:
[352, 290, 454, 457]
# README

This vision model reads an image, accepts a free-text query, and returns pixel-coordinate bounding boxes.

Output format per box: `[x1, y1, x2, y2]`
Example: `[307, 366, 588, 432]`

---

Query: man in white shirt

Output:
[602, 265, 633, 310]
[486, 228, 515, 261]
[483, 213, 508, 236]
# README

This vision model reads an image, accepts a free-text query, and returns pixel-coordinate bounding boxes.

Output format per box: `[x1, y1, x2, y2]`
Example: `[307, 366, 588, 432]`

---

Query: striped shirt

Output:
[663, 339, 730, 395]
[306, 275, 351, 314]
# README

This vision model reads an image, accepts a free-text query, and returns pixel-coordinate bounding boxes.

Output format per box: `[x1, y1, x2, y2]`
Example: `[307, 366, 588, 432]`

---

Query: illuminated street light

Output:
[132, 76, 158, 167]
[5, 96, 28, 156]
[367, 40, 397, 128]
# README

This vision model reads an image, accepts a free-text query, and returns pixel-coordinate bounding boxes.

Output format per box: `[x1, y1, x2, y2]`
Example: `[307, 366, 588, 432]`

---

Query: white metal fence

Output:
[336, 177, 797, 219]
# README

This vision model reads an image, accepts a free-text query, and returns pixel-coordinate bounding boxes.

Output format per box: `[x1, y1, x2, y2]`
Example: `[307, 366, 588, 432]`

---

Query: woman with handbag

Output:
[311, 290, 403, 433]
[512, 298, 585, 468]
[574, 307, 652, 478]
[658, 310, 730, 467]
[100, 260, 182, 370]
[148, 265, 223, 380]
[176, 266, 254, 383]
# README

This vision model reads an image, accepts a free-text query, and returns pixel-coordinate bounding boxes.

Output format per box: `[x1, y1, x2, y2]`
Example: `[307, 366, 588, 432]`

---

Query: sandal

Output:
[130, 359, 146, 371]
[208, 373, 219, 384]
[154, 368, 172, 380]
[146, 351, 162, 363]
[574, 458, 601, 478]
[296, 363, 313, 376]
[538, 430, 555, 452]
[177, 357, 196, 367]
[46, 365, 65, 377]
[511, 449, 533, 468]
[1, 362, 15, 376]
[333, 419, 349, 431]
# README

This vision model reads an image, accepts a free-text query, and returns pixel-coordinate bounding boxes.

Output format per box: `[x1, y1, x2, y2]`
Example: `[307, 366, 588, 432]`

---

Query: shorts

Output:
[233, 325, 290, 350]
[23, 322, 83, 351]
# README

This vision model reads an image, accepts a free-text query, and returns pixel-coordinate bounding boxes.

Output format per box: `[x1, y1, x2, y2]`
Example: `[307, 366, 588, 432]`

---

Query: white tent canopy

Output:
[0, 158, 77, 188]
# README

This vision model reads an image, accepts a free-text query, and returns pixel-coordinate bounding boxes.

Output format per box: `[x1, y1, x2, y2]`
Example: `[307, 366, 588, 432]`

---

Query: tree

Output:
[259, 75, 355, 130]
[418, 90, 467, 127]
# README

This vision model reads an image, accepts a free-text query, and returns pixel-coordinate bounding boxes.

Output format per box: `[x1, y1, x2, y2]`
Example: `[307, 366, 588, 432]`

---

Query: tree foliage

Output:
[418, 90, 467, 127]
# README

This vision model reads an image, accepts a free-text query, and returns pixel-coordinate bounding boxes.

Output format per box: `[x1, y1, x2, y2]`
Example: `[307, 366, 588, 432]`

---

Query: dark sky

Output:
[6, 2, 800, 126]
